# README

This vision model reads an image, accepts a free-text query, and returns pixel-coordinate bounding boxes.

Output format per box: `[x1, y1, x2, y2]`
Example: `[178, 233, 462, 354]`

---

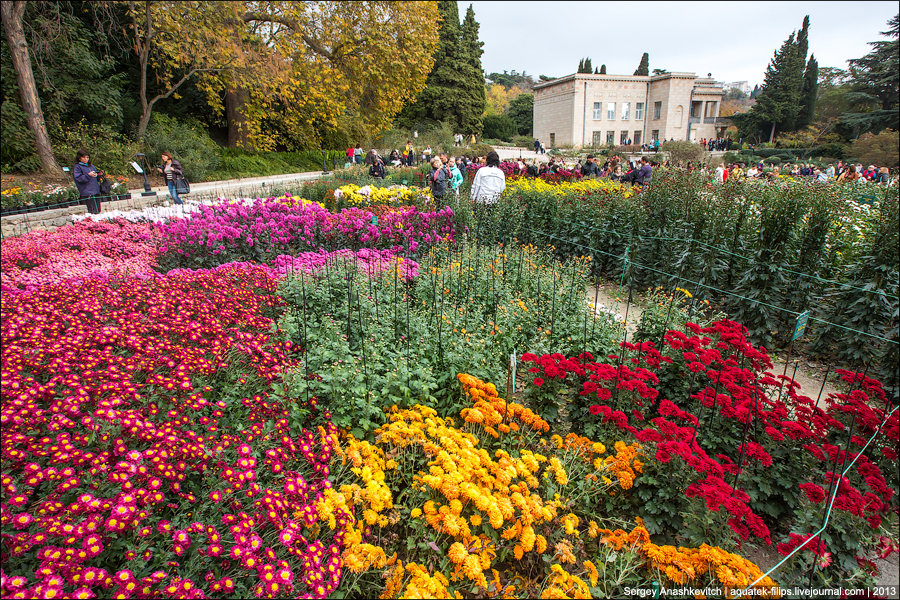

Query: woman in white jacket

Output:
[470, 151, 506, 243]
[470, 151, 506, 204]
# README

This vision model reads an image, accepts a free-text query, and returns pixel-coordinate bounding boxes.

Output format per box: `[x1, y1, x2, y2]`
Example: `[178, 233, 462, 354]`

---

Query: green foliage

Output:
[842, 13, 899, 134]
[0, 101, 37, 171]
[51, 121, 143, 176]
[600, 64, 607, 75]
[208, 149, 345, 180]
[142, 114, 221, 181]
[278, 243, 619, 436]
[798, 54, 819, 128]
[396, 2, 485, 135]
[633, 52, 649, 76]
[764, 156, 782, 165]
[741, 16, 814, 140]
[467, 142, 495, 157]
[660, 140, 706, 165]
[506, 93, 534, 136]
[482, 114, 517, 142]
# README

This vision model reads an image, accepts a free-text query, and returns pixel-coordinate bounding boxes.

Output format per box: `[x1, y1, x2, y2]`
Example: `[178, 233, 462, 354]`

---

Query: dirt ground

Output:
[1, 171, 152, 193]
[585, 283, 899, 589]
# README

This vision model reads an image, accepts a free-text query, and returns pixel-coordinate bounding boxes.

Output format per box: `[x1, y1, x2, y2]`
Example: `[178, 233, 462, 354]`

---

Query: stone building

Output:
[533, 72, 726, 148]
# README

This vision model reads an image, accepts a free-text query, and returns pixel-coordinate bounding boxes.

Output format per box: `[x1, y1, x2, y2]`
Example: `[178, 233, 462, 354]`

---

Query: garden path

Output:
[585, 284, 843, 405]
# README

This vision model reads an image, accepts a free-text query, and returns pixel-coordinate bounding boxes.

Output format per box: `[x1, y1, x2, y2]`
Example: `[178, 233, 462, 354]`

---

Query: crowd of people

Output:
[713, 159, 895, 185]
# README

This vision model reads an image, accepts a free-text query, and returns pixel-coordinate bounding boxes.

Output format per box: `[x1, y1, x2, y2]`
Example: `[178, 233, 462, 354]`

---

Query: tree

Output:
[1, 0, 62, 175]
[847, 129, 899, 167]
[725, 88, 748, 101]
[583, 57, 592, 74]
[652, 68, 667, 75]
[750, 84, 762, 99]
[634, 52, 649, 76]
[459, 4, 486, 135]
[798, 54, 818, 128]
[740, 17, 810, 141]
[842, 13, 899, 134]
[396, 1, 478, 134]
[484, 83, 520, 116]
[505, 93, 533, 136]
[578, 58, 584, 74]
[482, 114, 516, 141]
[593, 66, 598, 74]
[660, 139, 705, 164]
[599, 64, 606, 75]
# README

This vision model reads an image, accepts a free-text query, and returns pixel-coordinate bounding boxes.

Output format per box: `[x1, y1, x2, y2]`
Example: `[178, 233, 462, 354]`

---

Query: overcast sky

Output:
[465, 1, 897, 87]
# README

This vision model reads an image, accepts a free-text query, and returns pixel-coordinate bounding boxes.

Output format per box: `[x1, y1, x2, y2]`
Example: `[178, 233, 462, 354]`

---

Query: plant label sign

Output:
[131, 161, 144, 174]
[792, 310, 810, 341]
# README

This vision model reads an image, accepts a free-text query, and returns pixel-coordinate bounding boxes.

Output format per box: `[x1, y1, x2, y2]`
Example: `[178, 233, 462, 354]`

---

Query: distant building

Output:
[533, 72, 726, 147]
[723, 81, 752, 95]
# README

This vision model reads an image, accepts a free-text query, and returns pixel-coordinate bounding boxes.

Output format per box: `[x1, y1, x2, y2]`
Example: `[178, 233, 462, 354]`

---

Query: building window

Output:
[592, 131, 602, 146]
[593, 102, 602, 120]
[607, 102, 616, 120]
[634, 131, 642, 146]
[654, 102, 662, 119]
[651, 129, 659, 142]
[620, 131, 629, 145]
[550, 133, 555, 146]
[635, 103, 644, 120]
[705, 101, 717, 118]
[622, 102, 630, 120]
[691, 101, 702, 118]
[606, 131, 615, 145]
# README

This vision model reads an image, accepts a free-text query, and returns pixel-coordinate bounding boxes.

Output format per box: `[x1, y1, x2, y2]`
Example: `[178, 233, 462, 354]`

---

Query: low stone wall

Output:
[1, 194, 165, 237]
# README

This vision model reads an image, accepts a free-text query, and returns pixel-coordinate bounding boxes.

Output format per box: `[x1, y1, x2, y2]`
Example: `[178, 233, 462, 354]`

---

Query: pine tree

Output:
[593, 66, 598, 74]
[459, 4, 485, 134]
[600, 64, 606, 75]
[739, 18, 809, 141]
[584, 57, 593, 73]
[396, 1, 485, 134]
[578, 58, 584, 73]
[634, 52, 649, 76]
[798, 54, 818, 128]
[843, 13, 899, 133]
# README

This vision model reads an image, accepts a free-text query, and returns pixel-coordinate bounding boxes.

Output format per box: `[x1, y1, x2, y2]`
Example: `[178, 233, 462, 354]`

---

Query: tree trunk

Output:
[225, 87, 253, 149]
[768, 122, 776, 143]
[1, 0, 63, 176]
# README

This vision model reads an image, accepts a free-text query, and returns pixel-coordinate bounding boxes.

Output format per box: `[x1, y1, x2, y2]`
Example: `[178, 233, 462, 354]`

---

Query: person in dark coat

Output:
[73, 149, 103, 214]
[580, 154, 600, 177]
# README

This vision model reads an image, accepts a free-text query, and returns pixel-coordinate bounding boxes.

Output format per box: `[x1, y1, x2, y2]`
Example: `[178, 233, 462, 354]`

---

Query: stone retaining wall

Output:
[1, 194, 165, 238]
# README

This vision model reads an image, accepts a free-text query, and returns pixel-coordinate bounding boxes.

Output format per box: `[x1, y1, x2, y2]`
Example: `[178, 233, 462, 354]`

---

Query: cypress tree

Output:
[799, 54, 818, 128]
[460, 4, 485, 135]
[578, 58, 584, 73]
[634, 52, 649, 76]
[584, 57, 592, 73]
[594, 66, 598, 74]
[743, 18, 811, 140]
[600, 64, 606, 75]
[396, 1, 481, 133]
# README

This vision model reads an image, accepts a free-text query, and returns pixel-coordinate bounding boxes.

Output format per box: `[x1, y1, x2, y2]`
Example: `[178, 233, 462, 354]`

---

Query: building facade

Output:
[533, 72, 726, 148]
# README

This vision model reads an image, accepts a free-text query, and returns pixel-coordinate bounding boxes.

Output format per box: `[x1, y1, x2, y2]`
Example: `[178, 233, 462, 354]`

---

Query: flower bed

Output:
[0, 219, 160, 294]
[1, 172, 897, 597]
[155, 198, 455, 271]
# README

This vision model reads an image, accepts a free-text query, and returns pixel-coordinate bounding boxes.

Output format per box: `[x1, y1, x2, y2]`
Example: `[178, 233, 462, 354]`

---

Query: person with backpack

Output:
[429, 157, 450, 205]
[73, 149, 104, 214]
[156, 151, 185, 205]
[634, 156, 653, 187]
